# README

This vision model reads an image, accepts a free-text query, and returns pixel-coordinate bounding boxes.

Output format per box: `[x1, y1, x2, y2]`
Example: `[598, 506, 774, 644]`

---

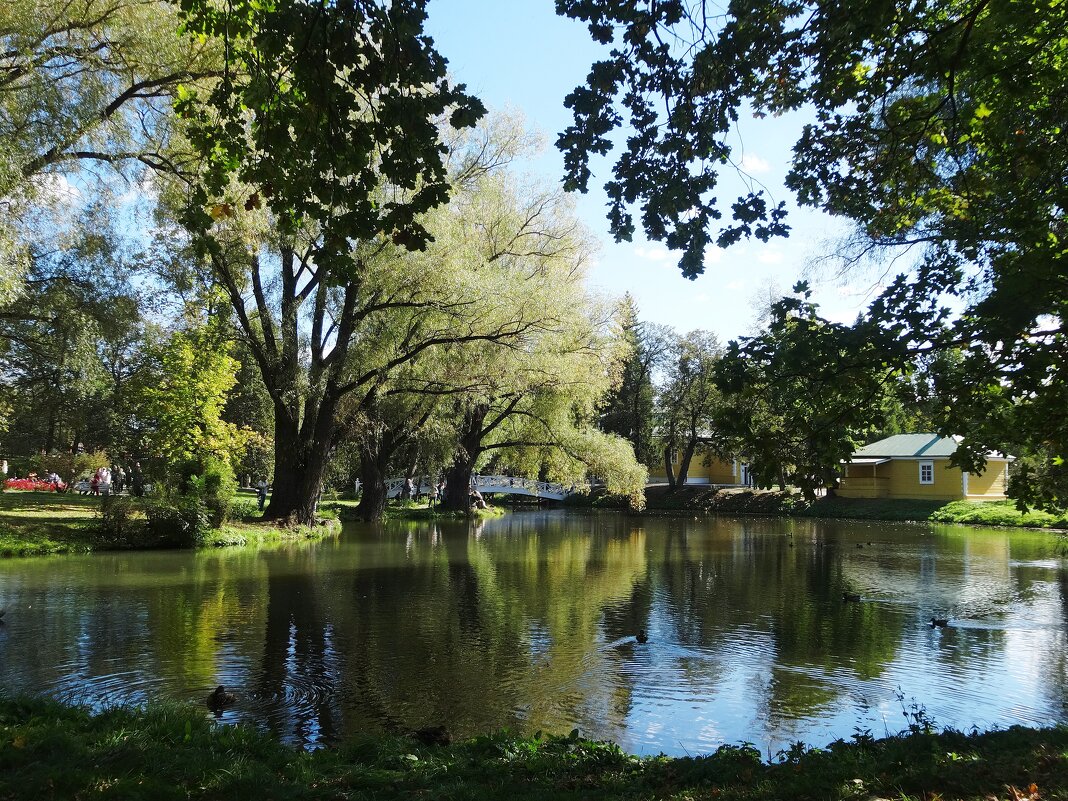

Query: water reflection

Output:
[0, 512, 1065, 755]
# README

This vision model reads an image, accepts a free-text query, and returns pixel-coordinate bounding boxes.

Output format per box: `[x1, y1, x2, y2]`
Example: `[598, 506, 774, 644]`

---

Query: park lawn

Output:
[0, 491, 99, 556]
[1, 696, 1067, 801]
[0, 491, 337, 557]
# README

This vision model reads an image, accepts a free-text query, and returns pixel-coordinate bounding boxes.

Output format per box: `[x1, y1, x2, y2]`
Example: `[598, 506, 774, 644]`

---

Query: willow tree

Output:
[321, 127, 646, 517]
[0, 0, 217, 297]
[170, 0, 487, 522]
[424, 179, 646, 512]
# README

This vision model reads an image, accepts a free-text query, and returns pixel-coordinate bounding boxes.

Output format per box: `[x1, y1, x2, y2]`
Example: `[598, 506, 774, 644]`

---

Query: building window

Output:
[919, 461, 934, 485]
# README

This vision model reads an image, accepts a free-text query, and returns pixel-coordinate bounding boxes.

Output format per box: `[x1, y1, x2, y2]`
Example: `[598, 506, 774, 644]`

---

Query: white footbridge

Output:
[385, 474, 585, 501]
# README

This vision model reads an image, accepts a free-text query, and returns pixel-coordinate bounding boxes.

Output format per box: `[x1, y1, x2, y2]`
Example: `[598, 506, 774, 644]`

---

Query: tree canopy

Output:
[559, 0, 1068, 500]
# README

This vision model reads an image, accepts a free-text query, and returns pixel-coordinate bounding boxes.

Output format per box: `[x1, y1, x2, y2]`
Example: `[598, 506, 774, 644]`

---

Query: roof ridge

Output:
[914, 434, 944, 457]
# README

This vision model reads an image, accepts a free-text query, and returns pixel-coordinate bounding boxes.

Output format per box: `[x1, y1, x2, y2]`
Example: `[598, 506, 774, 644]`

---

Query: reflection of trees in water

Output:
[259, 552, 341, 744]
[327, 513, 647, 742]
[646, 518, 905, 722]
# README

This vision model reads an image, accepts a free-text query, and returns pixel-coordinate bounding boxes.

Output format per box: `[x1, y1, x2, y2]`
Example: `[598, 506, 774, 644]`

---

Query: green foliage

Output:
[598, 295, 671, 467]
[128, 326, 248, 475]
[656, 329, 725, 485]
[0, 203, 145, 459]
[144, 497, 211, 547]
[176, 0, 485, 259]
[1008, 453, 1068, 514]
[716, 288, 902, 499]
[0, 0, 213, 198]
[560, 0, 1068, 511]
[186, 455, 238, 528]
[930, 500, 1068, 530]
[227, 496, 262, 523]
[141, 452, 239, 544]
[95, 495, 151, 546]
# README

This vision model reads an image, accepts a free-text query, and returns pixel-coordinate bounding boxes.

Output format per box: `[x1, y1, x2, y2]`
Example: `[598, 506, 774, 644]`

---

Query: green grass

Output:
[204, 518, 339, 547]
[324, 499, 508, 522]
[641, 486, 1068, 531]
[930, 499, 1068, 529]
[0, 491, 338, 557]
[0, 491, 98, 556]
[1, 696, 1066, 800]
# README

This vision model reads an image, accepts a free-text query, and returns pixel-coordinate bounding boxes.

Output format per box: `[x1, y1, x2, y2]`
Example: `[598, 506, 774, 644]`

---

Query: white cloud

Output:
[634, 245, 672, 262]
[756, 249, 784, 265]
[726, 280, 745, 291]
[740, 153, 771, 173]
[703, 246, 723, 266]
[31, 173, 80, 206]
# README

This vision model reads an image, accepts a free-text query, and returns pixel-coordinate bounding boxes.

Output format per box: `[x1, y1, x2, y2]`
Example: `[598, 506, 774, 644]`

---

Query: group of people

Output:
[400, 476, 450, 507]
[80, 463, 144, 496]
[397, 475, 487, 510]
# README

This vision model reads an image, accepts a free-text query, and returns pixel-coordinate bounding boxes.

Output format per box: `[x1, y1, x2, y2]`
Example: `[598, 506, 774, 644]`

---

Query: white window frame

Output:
[919, 460, 934, 485]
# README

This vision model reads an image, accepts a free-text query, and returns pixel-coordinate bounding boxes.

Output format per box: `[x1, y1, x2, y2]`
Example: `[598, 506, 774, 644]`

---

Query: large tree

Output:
[0, 0, 217, 293]
[558, 0, 1068, 489]
[329, 134, 647, 518]
[715, 287, 903, 500]
[170, 0, 488, 522]
[598, 294, 672, 467]
[656, 330, 724, 490]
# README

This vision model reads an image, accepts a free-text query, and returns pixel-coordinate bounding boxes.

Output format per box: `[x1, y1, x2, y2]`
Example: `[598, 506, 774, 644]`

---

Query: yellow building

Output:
[837, 434, 1012, 500]
[648, 446, 751, 486]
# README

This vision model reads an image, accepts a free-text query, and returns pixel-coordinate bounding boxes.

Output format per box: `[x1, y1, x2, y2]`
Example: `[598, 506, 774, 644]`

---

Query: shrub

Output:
[97, 495, 147, 544]
[189, 456, 238, 527]
[228, 497, 261, 522]
[145, 498, 211, 547]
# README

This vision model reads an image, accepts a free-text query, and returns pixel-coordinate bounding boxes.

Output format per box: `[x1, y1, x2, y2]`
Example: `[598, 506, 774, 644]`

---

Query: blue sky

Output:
[425, 1, 881, 343]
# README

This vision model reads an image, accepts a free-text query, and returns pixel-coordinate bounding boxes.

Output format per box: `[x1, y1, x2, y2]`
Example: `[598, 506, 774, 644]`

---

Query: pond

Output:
[1, 511, 1066, 756]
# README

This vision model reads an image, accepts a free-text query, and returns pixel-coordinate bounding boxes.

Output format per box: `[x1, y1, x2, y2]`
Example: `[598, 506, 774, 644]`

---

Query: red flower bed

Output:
[3, 478, 62, 492]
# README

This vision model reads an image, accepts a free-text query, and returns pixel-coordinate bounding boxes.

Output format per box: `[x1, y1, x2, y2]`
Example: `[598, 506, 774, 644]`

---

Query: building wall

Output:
[837, 463, 888, 498]
[966, 460, 1010, 499]
[883, 459, 961, 500]
[648, 448, 740, 484]
[839, 458, 1011, 500]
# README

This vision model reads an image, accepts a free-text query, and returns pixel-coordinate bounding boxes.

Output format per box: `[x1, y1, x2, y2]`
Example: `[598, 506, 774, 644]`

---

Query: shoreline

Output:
[0, 696, 1063, 800]
[3, 487, 1065, 559]
[0, 491, 339, 558]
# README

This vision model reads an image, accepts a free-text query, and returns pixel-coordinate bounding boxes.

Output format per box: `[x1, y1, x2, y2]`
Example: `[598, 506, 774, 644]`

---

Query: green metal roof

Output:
[852, 434, 958, 458]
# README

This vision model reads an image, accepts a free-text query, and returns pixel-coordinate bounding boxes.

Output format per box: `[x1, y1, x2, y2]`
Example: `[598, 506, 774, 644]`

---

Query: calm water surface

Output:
[1, 511, 1066, 755]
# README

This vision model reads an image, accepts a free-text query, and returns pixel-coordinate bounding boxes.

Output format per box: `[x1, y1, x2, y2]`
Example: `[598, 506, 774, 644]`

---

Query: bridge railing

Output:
[384, 475, 588, 499]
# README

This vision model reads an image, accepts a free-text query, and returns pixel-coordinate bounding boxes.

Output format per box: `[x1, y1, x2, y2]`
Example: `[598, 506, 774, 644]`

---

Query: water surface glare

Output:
[1, 511, 1066, 755]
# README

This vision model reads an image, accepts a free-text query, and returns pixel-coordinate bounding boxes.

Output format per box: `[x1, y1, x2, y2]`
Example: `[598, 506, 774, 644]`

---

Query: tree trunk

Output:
[440, 405, 488, 513]
[441, 453, 475, 513]
[264, 398, 335, 524]
[676, 440, 697, 487]
[355, 445, 389, 521]
[662, 446, 677, 490]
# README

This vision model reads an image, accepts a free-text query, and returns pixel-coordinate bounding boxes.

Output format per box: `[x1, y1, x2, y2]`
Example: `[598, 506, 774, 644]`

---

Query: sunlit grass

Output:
[0, 491, 98, 556]
[1, 696, 1066, 801]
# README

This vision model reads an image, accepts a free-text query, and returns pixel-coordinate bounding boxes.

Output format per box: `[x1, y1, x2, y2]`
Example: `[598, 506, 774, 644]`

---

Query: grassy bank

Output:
[1, 696, 1065, 800]
[0, 491, 337, 557]
[634, 485, 1068, 530]
[0, 491, 97, 556]
[324, 498, 508, 522]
